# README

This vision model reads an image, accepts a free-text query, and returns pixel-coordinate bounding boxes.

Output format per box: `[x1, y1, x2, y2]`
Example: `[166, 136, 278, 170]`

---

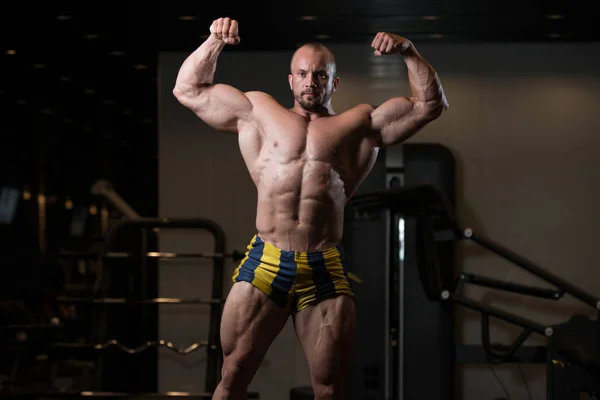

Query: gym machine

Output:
[0, 180, 258, 399]
[351, 181, 600, 399]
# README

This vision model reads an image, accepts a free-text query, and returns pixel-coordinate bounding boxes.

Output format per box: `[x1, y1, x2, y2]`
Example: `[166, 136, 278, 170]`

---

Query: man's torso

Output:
[238, 92, 380, 252]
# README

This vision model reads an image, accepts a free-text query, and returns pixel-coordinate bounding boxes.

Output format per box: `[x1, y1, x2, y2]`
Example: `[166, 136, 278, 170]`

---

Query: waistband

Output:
[247, 234, 345, 263]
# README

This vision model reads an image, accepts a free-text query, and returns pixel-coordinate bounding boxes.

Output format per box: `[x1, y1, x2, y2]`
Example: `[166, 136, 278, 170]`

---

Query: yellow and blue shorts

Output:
[232, 235, 354, 313]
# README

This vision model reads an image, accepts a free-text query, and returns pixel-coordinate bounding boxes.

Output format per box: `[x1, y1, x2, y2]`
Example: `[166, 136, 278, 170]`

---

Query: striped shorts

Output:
[232, 234, 354, 313]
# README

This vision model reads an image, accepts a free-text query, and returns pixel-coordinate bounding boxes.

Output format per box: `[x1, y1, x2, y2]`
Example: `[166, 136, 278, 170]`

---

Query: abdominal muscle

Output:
[253, 157, 347, 252]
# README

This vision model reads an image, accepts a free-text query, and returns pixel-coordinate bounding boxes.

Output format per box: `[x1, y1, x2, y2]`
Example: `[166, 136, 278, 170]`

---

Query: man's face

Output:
[288, 48, 339, 111]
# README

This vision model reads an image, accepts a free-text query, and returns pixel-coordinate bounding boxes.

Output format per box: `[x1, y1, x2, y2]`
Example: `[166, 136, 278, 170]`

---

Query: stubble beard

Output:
[296, 92, 328, 111]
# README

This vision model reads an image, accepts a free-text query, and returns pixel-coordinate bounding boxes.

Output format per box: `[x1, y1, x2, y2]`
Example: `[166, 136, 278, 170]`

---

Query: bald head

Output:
[290, 42, 337, 77]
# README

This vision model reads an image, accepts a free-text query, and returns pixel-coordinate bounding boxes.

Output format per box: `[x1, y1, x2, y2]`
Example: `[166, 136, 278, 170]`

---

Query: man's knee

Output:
[313, 382, 342, 399]
[220, 347, 265, 394]
[221, 357, 249, 388]
[311, 369, 344, 399]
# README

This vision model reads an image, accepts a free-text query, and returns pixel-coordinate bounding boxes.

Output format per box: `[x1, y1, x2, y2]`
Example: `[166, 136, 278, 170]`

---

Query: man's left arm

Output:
[370, 33, 449, 147]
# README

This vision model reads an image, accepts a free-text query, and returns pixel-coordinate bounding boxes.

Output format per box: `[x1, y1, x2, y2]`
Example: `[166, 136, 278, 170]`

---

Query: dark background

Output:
[1, 1, 598, 399]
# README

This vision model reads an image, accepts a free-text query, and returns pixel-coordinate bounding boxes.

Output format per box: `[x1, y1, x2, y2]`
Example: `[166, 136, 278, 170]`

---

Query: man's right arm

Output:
[172, 18, 252, 134]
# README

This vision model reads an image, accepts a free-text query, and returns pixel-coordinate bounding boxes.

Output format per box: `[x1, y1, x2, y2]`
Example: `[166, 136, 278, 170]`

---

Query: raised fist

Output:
[210, 17, 240, 45]
[371, 32, 412, 56]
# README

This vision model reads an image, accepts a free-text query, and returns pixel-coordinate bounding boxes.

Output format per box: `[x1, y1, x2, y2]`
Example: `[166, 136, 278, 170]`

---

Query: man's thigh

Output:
[293, 295, 356, 383]
[220, 282, 289, 383]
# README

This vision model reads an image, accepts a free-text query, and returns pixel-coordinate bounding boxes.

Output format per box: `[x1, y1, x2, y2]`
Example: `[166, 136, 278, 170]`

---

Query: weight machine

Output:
[350, 183, 600, 400]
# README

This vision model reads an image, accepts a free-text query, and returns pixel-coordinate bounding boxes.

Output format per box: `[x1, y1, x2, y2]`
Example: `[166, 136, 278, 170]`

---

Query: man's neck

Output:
[290, 102, 335, 120]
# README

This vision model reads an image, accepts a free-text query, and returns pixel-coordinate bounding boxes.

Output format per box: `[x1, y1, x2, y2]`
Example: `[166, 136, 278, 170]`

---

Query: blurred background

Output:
[1, 1, 599, 400]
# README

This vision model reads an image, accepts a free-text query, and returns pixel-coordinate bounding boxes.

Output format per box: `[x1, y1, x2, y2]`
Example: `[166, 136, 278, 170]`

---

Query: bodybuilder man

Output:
[173, 17, 448, 400]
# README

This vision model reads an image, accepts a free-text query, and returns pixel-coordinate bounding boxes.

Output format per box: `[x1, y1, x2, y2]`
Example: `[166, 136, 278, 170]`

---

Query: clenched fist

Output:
[210, 17, 240, 45]
[371, 32, 412, 56]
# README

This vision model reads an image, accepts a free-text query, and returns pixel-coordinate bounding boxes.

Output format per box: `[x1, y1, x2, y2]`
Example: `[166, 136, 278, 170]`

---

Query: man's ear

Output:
[288, 74, 293, 91]
[333, 76, 340, 92]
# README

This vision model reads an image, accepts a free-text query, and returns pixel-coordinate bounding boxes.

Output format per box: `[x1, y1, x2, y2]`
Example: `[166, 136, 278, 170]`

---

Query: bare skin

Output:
[173, 17, 448, 400]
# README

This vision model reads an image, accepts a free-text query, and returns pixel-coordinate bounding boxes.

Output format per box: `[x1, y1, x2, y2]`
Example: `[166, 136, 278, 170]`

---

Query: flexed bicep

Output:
[176, 84, 254, 134]
[173, 17, 252, 134]
[367, 32, 448, 147]
[370, 96, 435, 147]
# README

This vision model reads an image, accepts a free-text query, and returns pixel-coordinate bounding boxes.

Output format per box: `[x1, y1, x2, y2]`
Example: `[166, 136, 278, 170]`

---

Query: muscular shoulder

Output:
[244, 91, 289, 125]
[244, 91, 278, 106]
[345, 103, 381, 146]
[337, 104, 377, 128]
[343, 103, 376, 118]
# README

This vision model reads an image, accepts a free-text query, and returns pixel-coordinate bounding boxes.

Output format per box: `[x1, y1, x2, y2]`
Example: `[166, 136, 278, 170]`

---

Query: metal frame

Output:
[94, 181, 229, 392]
[385, 169, 405, 400]
[452, 228, 599, 308]
[101, 217, 227, 393]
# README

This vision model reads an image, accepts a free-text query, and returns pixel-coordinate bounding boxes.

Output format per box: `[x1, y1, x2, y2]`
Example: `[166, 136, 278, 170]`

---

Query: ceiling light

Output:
[56, 15, 72, 20]
[59, 76, 70, 82]
[429, 34, 445, 39]
[300, 16, 317, 21]
[84, 89, 95, 95]
[547, 33, 563, 38]
[315, 34, 331, 40]
[109, 51, 125, 56]
[546, 14, 564, 20]
[423, 16, 440, 20]
[104, 100, 116, 105]
[133, 64, 148, 70]
[32, 64, 46, 69]
[6, 49, 16, 55]
[179, 16, 196, 21]
[85, 34, 99, 39]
